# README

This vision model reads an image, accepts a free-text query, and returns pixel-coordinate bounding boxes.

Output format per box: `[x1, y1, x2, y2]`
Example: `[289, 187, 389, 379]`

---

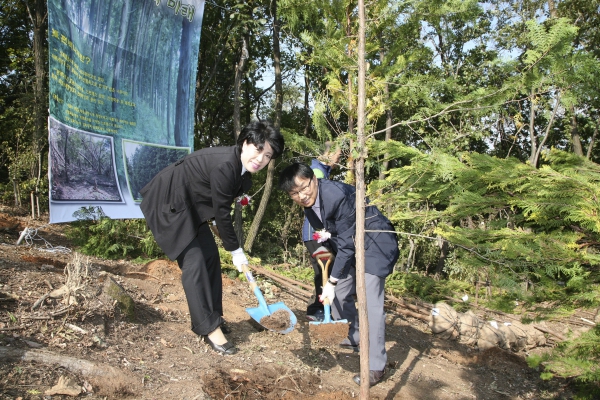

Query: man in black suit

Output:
[279, 162, 399, 386]
[140, 120, 284, 355]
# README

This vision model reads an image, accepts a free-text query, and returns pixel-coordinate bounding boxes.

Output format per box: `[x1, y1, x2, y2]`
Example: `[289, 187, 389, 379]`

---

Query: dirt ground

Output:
[0, 209, 581, 399]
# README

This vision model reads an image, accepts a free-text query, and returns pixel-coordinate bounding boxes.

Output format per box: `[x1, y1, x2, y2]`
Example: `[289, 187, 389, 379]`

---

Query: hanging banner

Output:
[47, 0, 204, 223]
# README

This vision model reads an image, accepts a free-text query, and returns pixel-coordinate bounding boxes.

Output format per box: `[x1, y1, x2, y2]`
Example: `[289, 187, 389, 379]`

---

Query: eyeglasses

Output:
[289, 176, 313, 198]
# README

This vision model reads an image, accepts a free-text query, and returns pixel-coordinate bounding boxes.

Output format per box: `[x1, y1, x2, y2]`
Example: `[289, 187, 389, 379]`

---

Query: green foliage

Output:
[65, 206, 163, 259]
[386, 272, 449, 302]
[528, 325, 600, 397]
[370, 143, 600, 309]
[7, 312, 17, 324]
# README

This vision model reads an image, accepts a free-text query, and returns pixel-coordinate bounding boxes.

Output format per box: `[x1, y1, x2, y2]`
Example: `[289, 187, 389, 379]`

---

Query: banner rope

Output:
[17, 225, 72, 254]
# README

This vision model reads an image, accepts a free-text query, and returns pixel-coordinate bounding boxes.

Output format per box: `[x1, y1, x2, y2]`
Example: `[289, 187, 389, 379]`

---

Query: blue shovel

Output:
[241, 264, 297, 334]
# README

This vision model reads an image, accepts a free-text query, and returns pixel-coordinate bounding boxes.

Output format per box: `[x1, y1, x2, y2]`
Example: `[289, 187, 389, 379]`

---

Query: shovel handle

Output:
[316, 257, 332, 287]
[241, 264, 258, 290]
[241, 264, 270, 316]
[316, 257, 334, 323]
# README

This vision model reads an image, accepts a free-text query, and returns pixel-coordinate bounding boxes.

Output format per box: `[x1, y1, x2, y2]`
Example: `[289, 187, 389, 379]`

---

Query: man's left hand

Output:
[319, 281, 336, 305]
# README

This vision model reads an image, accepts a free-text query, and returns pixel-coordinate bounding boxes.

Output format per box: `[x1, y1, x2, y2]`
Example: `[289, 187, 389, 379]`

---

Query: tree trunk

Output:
[355, 0, 370, 396]
[532, 91, 561, 167]
[434, 236, 448, 277]
[233, 37, 248, 139]
[378, 44, 393, 215]
[586, 122, 598, 160]
[528, 90, 537, 166]
[548, 0, 557, 18]
[304, 64, 311, 136]
[344, 6, 356, 186]
[31, 0, 46, 154]
[24, 0, 47, 202]
[405, 238, 415, 272]
[570, 105, 584, 156]
[244, 0, 282, 252]
[244, 160, 276, 252]
[12, 178, 20, 207]
[233, 36, 249, 245]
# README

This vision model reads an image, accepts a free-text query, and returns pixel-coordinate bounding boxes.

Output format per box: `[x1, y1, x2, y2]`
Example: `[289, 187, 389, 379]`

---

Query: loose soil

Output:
[0, 209, 582, 399]
[259, 309, 292, 332]
[309, 321, 349, 348]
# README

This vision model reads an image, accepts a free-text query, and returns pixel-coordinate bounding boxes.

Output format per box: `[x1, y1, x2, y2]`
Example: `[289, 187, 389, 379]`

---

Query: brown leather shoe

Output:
[352, 369, 386, 386]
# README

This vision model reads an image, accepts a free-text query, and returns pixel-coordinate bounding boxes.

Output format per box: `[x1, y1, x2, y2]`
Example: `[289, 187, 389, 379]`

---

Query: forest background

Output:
[1, 0, 600, 397]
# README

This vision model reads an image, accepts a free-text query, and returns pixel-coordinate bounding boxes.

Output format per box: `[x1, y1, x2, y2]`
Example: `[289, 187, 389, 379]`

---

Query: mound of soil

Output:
[0, 210, 575, 399]
[260, 309, 292, 331]
[309, 321, 349, 348]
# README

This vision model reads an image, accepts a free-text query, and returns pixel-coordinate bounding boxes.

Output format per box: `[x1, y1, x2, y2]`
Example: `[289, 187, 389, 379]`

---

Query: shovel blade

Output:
[308, 303, 347, 325]
[309, 319, 348, 326]
[246, 302, 297, 334]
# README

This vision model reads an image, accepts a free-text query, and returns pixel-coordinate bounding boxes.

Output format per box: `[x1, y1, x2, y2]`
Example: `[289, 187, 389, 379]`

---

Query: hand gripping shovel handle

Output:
[241, 264, 271, 316]
[317, 257, 334, 324]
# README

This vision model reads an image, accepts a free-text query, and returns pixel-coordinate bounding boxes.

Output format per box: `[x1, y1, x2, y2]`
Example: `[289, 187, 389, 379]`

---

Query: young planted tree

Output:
[354, 0, 369, 395]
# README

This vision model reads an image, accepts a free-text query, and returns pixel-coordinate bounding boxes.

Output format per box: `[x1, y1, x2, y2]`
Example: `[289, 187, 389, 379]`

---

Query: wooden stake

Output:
[31, 191, 35, 218]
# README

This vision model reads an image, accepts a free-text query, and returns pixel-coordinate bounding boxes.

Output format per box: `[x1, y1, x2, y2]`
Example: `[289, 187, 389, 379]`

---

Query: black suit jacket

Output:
[140, 146, 251, 260]
[305, 179, 399, 279]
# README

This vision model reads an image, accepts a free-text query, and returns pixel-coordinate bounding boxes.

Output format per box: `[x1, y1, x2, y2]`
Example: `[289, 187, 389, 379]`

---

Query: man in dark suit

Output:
[303, 147, 340, 322]
[140, 120, 284, 355]
[279, 162, 399, 386]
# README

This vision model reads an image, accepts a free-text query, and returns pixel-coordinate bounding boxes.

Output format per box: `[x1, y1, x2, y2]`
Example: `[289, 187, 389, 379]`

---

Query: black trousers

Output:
[176, 223, 224, 336]
[304, 240, 332, 315]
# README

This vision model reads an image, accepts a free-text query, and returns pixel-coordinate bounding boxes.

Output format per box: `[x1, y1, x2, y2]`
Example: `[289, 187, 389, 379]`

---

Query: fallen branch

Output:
[0, 291, 19, 301]
[0, 326, 26, 332]
[50, 305, 71, 317]
[32, 293, 50, 311]
[386, 293, 432, 314]
[248, 265, 312, 301]
[533, 325, 566, 341]
[66, 323, 88, 334]
[22, 305, 72, 321]
[581, 318, 596, 326]
[249, 265, 314, 292]
[22, 315, 51, 320]
[124, 272, 161, 281]
[0, 346, 138, 390]
[391, 306, 429, 322]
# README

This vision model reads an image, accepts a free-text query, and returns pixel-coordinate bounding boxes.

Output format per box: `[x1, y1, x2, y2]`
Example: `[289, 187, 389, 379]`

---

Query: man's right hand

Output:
[230, 248, 248, 272]
[320, 281, 336, 304]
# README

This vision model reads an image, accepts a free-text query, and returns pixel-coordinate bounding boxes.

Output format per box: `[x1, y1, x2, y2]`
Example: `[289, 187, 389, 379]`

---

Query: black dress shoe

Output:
[339, 338, 359, 352]
[352, 369, 386, 386]
[202, 335, 238, 355]
[221, 322, 232, 334]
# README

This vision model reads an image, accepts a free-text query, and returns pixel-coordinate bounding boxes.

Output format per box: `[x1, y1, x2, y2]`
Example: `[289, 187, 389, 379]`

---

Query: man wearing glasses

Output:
[278, 162, 399, 387]
[301, 154, 339, 323]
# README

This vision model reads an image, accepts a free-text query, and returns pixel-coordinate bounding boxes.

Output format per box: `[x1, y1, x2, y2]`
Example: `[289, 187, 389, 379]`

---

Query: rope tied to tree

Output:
[17, 225, 72, 254]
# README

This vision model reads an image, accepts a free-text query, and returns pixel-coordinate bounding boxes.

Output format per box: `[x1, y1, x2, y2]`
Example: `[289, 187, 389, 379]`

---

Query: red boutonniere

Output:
[312, 229, 331, 243]
[237, 194, 251, 207]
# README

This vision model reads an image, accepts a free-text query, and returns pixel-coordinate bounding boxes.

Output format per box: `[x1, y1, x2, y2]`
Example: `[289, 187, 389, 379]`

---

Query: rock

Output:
[102, 277, 136, 321]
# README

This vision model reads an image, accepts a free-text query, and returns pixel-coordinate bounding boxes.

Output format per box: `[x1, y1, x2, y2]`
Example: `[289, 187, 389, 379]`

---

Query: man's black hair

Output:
[237, 120, 284, 158]
[278, 162, 314, 192]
